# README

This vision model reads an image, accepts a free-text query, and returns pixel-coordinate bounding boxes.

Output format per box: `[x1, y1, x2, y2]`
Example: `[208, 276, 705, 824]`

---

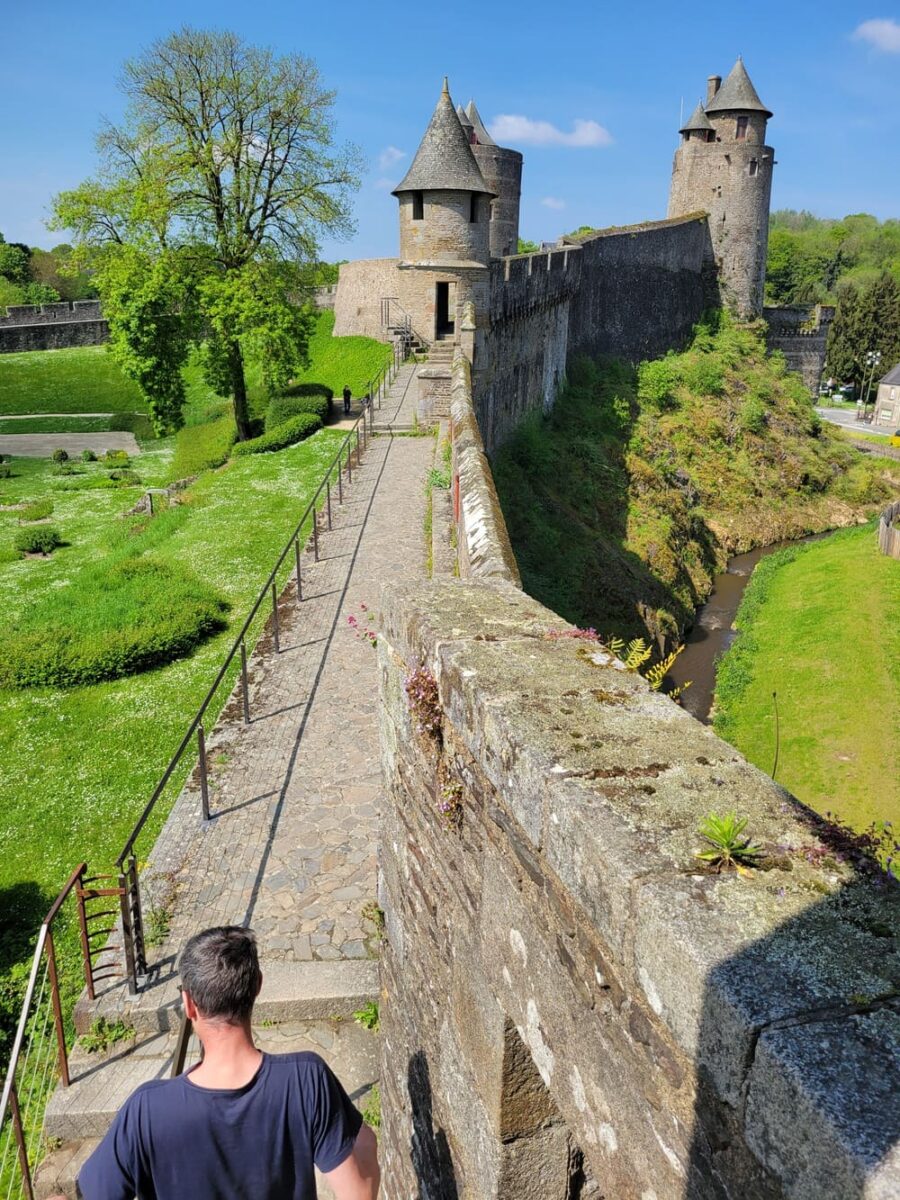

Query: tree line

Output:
[0, 233, 97, 308]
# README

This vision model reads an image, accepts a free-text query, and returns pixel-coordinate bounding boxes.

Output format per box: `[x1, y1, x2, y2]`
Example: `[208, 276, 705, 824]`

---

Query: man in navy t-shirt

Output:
[71, 926, 380, 1200]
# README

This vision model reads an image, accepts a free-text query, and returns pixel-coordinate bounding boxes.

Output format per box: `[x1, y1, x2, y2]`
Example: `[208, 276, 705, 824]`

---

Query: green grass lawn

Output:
[0, 430, 343, 950]
[713, 524, 900, 832]
[0, 346, 146, 415]
[291, 310, 392, 397]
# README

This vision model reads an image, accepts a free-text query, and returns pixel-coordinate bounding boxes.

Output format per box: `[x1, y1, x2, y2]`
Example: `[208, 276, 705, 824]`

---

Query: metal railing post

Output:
[75, 868, 96, 1000]
[326, 482, 332, 529]
[198, 723, 210, 821]
[271, 582, 280, 653]
[356, 427, 362, 464]
[312, 508, 320, 561]
[347, 442, 352, 483]
[337, 461, 343, 504]
[294, 538, 303, 600]
[118, 869, 138, 994]
[9, 1083, 35, 1200]
[241, 640, 250, 723]
[45, 929, 70, 1088]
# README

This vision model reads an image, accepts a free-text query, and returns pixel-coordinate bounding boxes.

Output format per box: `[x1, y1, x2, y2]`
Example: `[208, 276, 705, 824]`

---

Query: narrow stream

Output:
[668, 533, 827, 724]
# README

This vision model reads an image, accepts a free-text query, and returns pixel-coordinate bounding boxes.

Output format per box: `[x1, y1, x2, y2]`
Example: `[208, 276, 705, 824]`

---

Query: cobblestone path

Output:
[131, 431, 433, 987]
[372, 362, 419, 429]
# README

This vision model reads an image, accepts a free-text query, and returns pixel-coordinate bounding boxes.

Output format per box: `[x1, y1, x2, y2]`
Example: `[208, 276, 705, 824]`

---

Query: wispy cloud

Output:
[541, 196, 566, 210]
[853, 18, 900, 52]
[488, 115, 613, 148]
[377, 145, 406, 171]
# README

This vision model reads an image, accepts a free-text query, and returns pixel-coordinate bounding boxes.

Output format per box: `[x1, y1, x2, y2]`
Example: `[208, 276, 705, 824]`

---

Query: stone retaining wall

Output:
[376, 348, 900, 1200]
[332, 258, 401, 341]
[763, 305, 834, 394]
[0, 300, 108, 353]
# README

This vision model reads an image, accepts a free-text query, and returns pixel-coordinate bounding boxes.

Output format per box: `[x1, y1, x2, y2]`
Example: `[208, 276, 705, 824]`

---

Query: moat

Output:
[668, 532, 828, 722]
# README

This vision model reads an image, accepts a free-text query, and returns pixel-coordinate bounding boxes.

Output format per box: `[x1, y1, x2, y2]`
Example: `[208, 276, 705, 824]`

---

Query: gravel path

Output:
[0, 431, 139, 457]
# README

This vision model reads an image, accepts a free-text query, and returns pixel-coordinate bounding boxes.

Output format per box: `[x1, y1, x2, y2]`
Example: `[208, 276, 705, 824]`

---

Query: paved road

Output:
[815, 407, 900, 461]
[0, 431, 140, 457]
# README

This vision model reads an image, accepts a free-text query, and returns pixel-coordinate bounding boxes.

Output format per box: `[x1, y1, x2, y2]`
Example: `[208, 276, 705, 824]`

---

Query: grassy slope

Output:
[291, 310, 392, 397]
[0, 346, 145, 415]
[713, 526, 900, 830]
[493, 314, 899, 644]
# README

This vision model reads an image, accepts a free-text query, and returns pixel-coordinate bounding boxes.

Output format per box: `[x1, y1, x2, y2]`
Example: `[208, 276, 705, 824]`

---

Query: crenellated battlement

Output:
[489, 245, 582, 323]
[0, 300, 102, 326]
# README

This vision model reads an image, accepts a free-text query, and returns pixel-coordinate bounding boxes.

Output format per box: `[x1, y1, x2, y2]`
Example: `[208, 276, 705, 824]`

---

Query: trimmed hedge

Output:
[266, 394, 329, 431]
[14, 527, 62, 555]
[171, 414, 237, 479]
[232, 413, 322, 457]
[283, 381, 334, 403]
[0, 557, 229, 689]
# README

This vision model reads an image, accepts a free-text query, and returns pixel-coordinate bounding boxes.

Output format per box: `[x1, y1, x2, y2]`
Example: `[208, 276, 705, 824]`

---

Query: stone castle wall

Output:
[565, 215, 716, 364]
[0, 300, 108, 353]
[376, 348, 900, 1200]
[332, 258, 401, 341]
[473, 246, 582, 454]
[763, 304, 834, 394]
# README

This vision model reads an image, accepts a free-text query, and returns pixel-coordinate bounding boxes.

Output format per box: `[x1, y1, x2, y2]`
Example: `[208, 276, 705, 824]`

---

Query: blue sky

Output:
[2, 1, 899, 262]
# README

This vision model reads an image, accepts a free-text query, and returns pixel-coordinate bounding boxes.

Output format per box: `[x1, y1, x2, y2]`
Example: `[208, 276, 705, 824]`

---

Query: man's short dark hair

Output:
[179, 927, 261, 1024]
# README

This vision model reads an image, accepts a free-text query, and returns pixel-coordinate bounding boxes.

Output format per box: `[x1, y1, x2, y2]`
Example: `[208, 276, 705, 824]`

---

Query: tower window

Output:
[469, 194, 479, 224]
[749, 159, 759, 177]
[736, 116, 749, 141]
[412, 191, 424, 221]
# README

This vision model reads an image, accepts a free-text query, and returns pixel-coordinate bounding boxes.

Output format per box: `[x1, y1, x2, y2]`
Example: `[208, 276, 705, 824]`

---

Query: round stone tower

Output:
[465, 100, 523, 259]
[392, 79, 495, 343]
[668, 58, 774, 318]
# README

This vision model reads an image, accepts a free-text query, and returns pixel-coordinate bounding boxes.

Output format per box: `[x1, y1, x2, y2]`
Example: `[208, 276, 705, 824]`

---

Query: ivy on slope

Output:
[492, 311, 897, 645]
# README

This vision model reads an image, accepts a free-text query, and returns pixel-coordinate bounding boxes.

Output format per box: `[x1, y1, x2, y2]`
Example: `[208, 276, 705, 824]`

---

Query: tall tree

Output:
[53, 28, 360, 438]
[826, 272, 900, 388]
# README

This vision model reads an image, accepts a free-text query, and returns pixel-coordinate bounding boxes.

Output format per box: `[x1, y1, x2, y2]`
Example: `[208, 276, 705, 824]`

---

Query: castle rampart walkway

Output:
[73, 425, 433, 1028]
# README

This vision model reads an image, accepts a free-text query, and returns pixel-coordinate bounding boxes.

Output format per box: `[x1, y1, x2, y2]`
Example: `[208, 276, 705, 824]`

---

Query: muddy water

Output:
[668, 534, 827, 724]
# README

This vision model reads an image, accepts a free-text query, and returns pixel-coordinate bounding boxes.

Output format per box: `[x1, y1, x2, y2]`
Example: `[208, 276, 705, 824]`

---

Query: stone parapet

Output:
[449, 350, 521, 587]
[377, 577, 900, 1199]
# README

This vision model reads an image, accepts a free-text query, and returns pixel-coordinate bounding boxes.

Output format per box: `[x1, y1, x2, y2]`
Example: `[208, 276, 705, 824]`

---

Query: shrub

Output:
[682, 355, 725, 397]
[0, 466, 11, 480]
[103, 449, 130, 466]
[109, 412, 154, 439]
[51, 463, 80, 476]
[108, 469, 142, 485]
[232, 413, 322, 457]
[171, 414, 236, 479]
[283, 381, 334, 406]
[81, 449, 97, 462]
[20, 499, 53, 522]
[739, 396, 768, 434]
[637, 357, 680, 411]
[266, 394, 329, 430]
[0, 556, 229, 688]
[51, 448, 69, 463]
[14, 526, 62, 555]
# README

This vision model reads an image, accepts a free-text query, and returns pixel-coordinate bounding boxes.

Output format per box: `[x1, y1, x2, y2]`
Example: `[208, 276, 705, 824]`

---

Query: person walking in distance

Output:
[69, 927, 379, 1200]
[343, 384, 352, 416]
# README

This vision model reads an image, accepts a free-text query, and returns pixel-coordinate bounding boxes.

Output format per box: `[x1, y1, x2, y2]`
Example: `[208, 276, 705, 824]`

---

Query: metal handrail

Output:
[1, 864, 90, 1197]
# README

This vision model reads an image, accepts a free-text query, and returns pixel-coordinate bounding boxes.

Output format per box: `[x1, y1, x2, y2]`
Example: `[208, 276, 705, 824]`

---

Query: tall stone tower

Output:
[668, 58, 774, 318]
[392, 79, 495, 343]
[465, 100, 523, 259]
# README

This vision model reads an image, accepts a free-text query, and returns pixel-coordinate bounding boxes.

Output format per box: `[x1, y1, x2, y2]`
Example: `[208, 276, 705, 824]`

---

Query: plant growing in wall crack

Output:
[546, 628, 691, 701]
[405, 665, 442, 741]
[695, 812, 761, 873]
[438, 780, 465, 832]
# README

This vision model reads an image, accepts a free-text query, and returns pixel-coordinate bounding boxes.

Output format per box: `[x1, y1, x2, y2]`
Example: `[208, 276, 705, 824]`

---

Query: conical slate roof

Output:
[706, 57, 772, 118]
[465, 99, 497, 147]
[457, 104, 474, 131]
[680, 100, 713, 134]
[393, 79, 495, 196]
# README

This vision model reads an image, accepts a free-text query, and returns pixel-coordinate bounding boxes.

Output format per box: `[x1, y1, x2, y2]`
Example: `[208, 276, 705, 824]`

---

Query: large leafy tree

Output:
[53, 28, 360, 437]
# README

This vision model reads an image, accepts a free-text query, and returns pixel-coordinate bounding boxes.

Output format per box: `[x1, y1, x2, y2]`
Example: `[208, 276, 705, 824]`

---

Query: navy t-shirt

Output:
[77, 1051, 363, 1200]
